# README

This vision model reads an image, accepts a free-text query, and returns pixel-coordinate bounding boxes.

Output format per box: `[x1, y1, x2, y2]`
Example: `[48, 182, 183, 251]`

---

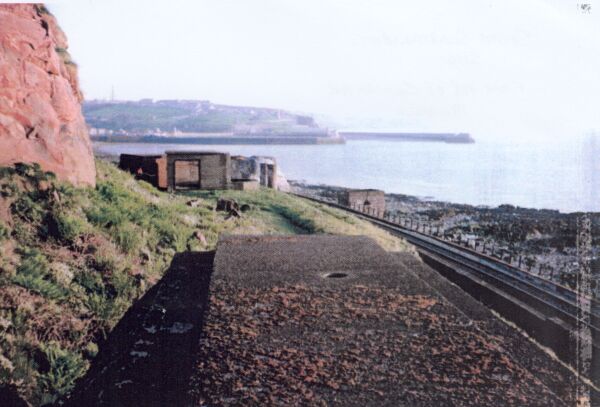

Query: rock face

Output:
[0, 4, 95, 186]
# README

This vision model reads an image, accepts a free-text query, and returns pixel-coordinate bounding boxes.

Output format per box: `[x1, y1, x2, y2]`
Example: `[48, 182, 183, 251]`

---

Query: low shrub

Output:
[74, 269, 105, 296]
[37, 342, 87, 405]
[153, 218, 189, 251]
[85, 204, 125, 229]
[12, 194, 46, 224]
[0, 222, 9, 241]
[109, 268, 138, 299]
[0, 179, 18, 197]
[46, 210, 89, 244]
[12, 249, 68, 301]
[112, 222, 141, 254]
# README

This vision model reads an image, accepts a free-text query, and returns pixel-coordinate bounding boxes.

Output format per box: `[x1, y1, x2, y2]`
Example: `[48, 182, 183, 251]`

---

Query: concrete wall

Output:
[156, 157, 167, 189]
[232, 180, 260, 191]
[231, 156, 257, 181]
[118, 154, 161, 186]
[199, 153, 230, 190]
[166, 152, 230, 191]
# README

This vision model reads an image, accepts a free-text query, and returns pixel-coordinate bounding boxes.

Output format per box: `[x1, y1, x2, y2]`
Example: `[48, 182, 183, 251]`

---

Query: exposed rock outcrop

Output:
[0, 4, 95, 186]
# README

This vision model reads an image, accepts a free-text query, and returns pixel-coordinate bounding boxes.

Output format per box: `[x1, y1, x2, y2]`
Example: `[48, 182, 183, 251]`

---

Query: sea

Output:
[94, 137, 600, 213]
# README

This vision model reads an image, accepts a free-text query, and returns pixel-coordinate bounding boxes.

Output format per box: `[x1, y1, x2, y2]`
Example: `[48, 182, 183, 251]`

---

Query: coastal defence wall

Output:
[339, 132, 474, 143]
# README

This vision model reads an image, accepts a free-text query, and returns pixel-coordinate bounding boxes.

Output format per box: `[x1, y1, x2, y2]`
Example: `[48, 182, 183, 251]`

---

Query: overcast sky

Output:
[46, 0, 600, 141]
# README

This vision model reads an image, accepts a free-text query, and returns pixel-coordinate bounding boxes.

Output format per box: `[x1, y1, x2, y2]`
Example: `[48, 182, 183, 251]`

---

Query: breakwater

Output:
[339, 131, 474, 143]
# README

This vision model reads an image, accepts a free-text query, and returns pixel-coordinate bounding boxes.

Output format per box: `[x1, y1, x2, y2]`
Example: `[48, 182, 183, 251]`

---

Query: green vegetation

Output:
[13, 249, 68, 301]
[54, 47, 76, 67]
[84, 102, 256, 133]
[82, 100, 310, 134]
[34, 4, 51, 15]
[37, 343, 86, 405]
[0, 160, 409, 405]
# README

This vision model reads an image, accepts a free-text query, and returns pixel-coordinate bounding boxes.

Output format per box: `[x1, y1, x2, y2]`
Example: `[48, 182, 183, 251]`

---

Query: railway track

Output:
[292, 192, 600, 368]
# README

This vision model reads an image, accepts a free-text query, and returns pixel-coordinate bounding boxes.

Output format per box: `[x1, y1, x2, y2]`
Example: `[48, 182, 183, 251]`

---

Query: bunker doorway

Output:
[174, 160, 201, 189]
[260, 163, 275, 188]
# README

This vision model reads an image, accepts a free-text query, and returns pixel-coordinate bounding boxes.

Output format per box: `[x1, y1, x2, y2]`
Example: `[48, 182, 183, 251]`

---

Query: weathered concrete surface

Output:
[62, 252, 214, 407]
[395, 252, 596, 405]
[213, 235, 424, 289]
[0, 4, 95, 186]
[166, 151, 230, 191]
[188, 235, 575, 406]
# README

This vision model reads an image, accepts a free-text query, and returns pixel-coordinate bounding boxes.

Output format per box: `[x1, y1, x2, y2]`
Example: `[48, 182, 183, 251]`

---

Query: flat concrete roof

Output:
[213, 235, 425, 291]
[119, 153, 162, 158]
[164, 150, 228, 155]
[188, 235, 576, 406]
[344, 189, 385, 193]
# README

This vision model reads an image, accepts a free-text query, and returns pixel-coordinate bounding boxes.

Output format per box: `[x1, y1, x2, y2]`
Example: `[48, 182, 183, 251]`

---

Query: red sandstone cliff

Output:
[0, 4, 95, 186]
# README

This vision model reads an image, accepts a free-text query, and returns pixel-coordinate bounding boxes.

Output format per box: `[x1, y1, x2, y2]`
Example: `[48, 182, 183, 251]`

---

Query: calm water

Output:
[95, 137, 600, 213]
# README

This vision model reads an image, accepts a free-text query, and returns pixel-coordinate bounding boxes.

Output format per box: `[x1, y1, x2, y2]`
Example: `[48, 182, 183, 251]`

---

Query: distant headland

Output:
[85, 99, 473, 145]
[85, 99, 343, 145]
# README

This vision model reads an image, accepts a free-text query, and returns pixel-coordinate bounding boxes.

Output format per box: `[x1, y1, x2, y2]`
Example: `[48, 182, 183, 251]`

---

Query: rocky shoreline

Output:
[290, 181, 600, 292]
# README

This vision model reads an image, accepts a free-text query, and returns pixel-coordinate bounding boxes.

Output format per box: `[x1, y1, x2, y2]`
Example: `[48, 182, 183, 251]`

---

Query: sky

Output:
[43, 0, 600, 141]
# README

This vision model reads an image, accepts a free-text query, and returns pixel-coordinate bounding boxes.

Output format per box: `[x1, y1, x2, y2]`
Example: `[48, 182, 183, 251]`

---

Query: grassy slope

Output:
[0, 160, 411, 405]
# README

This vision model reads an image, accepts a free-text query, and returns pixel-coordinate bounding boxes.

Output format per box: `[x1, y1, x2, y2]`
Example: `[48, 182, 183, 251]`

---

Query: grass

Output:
[0, 160, 411, 405]
[187, 188, 411, 252]
[37, 342, 87, 405]
[83, 101, 285, 133]
[12, 249, 68, 301]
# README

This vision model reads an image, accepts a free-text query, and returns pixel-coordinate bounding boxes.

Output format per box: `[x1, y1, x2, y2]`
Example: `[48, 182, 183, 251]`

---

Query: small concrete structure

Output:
[165, 151, 230, 192]
[119, 152, 291, 192]
[231, 155, 289, 190]
[119, 154, 162, 186]
[231, 179, 260, 191]
[119, 151, 232, 191]
[338, 189, 386, 214]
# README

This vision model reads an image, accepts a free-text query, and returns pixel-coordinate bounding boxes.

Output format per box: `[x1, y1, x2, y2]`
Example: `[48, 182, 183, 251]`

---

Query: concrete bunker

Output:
[259, 163, 275, 188]
[166, 151, 230, 192]
[231, 155, 287, 191]
[119, 151, 231, 191]
[119, 151, 290, 192]
[338, 189, 386, 214]
[119, 154, 163, 187]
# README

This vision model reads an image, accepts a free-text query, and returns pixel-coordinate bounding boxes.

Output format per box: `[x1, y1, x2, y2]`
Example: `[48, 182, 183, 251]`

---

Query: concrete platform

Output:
[188, 235, 577, 406]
